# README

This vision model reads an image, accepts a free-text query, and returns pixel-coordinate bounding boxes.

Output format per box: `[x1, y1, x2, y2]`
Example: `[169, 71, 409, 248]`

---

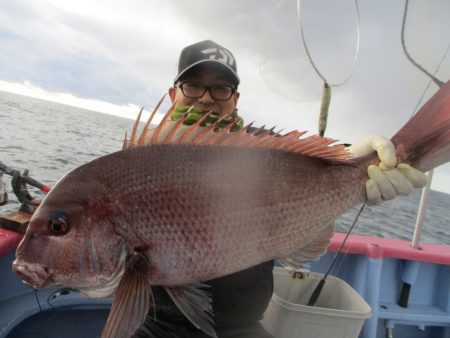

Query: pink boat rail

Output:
[0, 228, 22, 256]
[329, 232, 450, 265]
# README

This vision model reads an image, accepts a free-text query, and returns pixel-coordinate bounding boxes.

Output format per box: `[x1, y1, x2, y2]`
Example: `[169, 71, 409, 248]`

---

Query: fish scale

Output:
[85, 144, 367, 285]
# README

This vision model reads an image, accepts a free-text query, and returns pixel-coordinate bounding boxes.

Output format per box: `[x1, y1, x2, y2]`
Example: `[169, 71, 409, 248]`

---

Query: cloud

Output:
[0, 0, 184, 105]
[0, 79, 164, 123]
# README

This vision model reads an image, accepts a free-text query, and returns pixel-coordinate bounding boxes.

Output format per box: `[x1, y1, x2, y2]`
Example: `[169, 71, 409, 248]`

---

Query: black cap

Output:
[174, 40, 240, 86]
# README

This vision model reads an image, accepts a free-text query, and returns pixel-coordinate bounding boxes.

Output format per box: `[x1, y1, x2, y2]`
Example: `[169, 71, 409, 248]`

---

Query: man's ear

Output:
[169, 87, 177, 103]
[168, 87, 176, 103]
[233, 91, 240, 106]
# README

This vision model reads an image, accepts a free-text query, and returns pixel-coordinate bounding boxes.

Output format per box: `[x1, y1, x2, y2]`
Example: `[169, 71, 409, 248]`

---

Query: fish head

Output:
[13, 177, 126, 292]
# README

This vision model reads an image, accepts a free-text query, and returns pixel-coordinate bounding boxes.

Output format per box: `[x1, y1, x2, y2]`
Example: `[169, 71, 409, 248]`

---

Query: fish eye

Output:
[47, 217, 69, 235]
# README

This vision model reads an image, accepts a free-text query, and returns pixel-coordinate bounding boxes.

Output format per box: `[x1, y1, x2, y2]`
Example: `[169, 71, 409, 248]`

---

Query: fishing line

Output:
[408, 44, 449, 118]
[296, 0, 360, 136]
[307, 203, 366, 306]
[150, 286, 157, 323]
[33, 288, 42, 312]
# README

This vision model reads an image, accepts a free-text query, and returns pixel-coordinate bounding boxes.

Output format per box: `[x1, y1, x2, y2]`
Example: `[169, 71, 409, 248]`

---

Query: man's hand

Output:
[347, 135, 428, 205]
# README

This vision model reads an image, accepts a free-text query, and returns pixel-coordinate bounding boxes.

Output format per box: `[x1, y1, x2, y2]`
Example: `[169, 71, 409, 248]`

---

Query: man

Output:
[132, 40, 426, 338]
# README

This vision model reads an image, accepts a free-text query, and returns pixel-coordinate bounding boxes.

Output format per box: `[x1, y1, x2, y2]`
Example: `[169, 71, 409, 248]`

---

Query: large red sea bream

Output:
[13, 82, 450, 338]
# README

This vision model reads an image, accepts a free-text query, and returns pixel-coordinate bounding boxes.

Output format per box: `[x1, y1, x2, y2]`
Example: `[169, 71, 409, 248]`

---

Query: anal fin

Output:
[101, 251, 152, 338]
[165, 284, 217, 338]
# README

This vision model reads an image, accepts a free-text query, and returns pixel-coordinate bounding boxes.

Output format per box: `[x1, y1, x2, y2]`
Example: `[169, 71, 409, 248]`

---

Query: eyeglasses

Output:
[175, 82, 237, 101]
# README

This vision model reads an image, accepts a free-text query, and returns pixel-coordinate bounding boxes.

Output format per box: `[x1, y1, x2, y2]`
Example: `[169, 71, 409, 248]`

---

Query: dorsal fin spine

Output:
[129, 107, 144, 148]
[264, 133, 292, 150]
[273, 132, 301, 151]
[150, 101, 175, 144]
[243, 129, 274, 148]
[218, 124, 251, 146]
[191, 112, 216, 144]
[203, 114, 236, 145]
[178, 109, 211, 143]
[123, 130, 129, 150]
[232, 124, 265, 147]
[257, 129, 286, 149]
[285, 132, 310, 151]
[138, 95, 167, 145]
[166, 106, 197, 143]
[164, 112, 188, 143]
[246, 128, 279, 148]
[210, 122, 238, 146]
[298, 136, 330, 153]
[231, 123, 255, 146]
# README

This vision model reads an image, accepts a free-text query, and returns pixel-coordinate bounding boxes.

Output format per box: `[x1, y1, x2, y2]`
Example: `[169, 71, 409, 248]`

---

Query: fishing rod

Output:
[0, 161, 50, 193]
[307, 203, 365, 306]
[0, 160, 50, 217]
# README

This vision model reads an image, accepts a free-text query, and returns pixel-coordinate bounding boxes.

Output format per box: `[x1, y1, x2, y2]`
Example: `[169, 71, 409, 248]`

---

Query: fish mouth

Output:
[12, 260, 51, 288]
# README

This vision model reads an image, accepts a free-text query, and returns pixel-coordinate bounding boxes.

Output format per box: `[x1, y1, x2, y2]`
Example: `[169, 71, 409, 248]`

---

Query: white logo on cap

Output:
[201, 48, 235, 67]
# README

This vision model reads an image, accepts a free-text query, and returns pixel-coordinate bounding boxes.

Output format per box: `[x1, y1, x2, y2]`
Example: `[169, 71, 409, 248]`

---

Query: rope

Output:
[401, 0, 446, 89]
[296, 0, 361, 88]
[409, 43, 450, 118]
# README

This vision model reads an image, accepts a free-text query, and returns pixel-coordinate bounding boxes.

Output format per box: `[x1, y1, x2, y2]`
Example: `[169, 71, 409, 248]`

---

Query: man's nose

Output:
[198, 89, 214, 103]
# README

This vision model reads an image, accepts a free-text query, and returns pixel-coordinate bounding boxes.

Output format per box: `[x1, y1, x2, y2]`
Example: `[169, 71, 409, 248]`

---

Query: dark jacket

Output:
[132, 260, 275, 338]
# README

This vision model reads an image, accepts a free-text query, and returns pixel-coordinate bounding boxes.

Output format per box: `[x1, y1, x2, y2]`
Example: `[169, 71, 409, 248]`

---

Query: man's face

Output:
[169, 64, 240, 117]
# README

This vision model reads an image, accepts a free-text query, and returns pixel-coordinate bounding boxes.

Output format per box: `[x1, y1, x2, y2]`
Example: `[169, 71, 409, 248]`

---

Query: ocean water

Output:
[1, 90, 449, 246]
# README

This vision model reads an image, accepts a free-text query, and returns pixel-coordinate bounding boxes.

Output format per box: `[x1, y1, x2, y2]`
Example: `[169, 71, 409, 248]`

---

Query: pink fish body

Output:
[13, 82, 450, 337]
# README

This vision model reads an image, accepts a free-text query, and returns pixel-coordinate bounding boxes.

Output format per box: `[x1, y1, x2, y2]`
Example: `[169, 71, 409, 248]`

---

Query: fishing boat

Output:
[1, 2, 449, 336]
[1, 168, 449, 338]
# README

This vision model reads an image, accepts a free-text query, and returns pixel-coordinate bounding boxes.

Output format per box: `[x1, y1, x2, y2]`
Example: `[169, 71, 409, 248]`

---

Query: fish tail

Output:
[391, 81, 450, 172]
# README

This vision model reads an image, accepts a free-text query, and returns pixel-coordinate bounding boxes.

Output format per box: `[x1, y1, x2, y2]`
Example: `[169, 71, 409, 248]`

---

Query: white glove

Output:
[347, 135, 428, 205]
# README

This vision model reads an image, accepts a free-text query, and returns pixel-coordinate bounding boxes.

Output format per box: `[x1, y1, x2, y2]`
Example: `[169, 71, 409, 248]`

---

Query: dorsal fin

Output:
[124, 96, 352, 161]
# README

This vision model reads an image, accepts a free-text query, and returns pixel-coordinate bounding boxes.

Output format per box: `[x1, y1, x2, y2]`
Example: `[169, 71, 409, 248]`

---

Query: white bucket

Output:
[262, 268, 371, 338]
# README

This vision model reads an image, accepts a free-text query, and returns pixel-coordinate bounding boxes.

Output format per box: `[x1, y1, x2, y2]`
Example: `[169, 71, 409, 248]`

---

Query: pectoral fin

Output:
[101, 251, 152, 338]
[165, 284, 217, 338]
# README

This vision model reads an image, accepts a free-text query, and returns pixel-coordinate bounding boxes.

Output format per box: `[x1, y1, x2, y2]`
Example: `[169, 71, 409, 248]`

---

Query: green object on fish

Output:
[171, 105, 244, 130]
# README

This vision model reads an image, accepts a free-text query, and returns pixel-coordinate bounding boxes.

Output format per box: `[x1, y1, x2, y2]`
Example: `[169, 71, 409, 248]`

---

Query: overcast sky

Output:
[0, 0, 449, 192]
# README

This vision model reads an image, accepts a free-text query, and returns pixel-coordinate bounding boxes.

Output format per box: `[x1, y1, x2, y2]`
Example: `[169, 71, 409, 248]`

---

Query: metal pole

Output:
[411, 170, 434, 249]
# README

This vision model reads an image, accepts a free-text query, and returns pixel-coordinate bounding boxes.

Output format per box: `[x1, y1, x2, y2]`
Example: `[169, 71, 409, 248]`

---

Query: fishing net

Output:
[402, 0, 449, 87]
[259, 0, 360, 102]
[401, 0, 450, 114]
